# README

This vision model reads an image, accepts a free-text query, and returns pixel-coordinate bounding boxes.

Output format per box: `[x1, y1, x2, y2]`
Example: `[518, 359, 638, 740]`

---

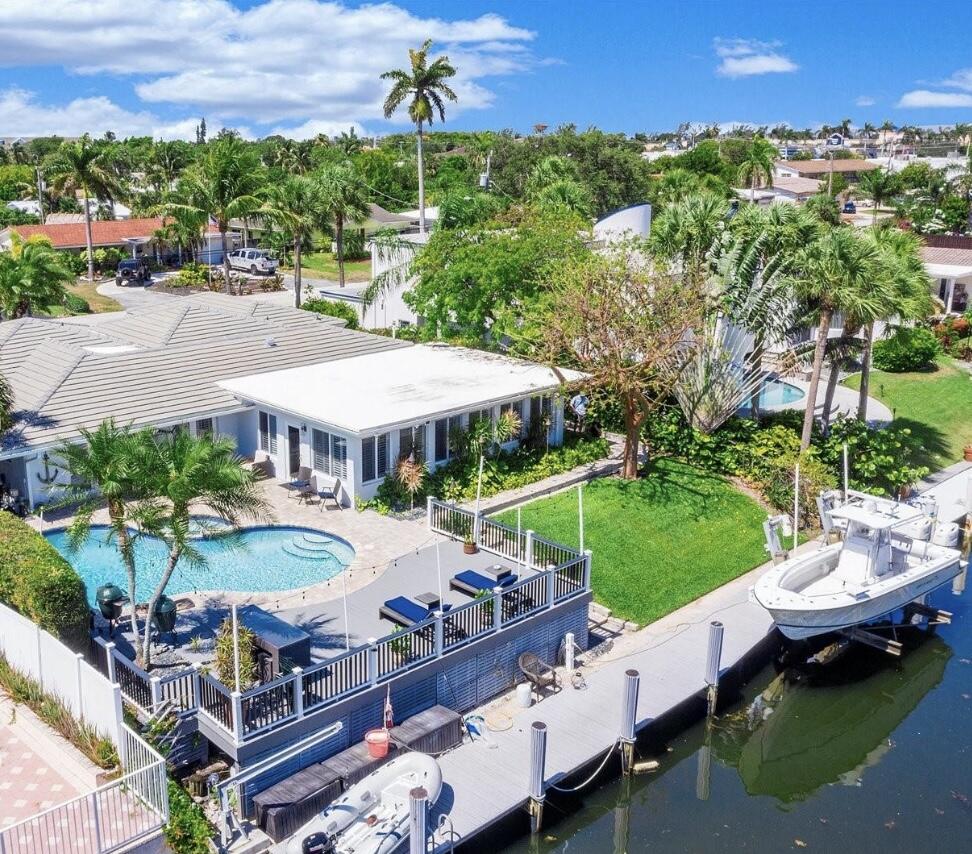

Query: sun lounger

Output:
[449, 570, 519, 597]
[378, 597, 466, 642]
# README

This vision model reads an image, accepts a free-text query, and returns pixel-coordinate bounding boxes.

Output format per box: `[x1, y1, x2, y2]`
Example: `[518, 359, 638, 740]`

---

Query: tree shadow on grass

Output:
[605, 458, 738, 514]
[891, 417, 952, 471]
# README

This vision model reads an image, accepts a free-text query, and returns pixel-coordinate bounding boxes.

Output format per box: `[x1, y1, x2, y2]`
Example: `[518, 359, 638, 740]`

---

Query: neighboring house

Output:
[0, 294, 573, 509]
[593, 203, 652, 245]
[0, 217, 166, 256]
[734, 176, 822, 205]
[44, 212, 87, 225]
[774, 159, 879, 182]
[921, 243, 972, 314]
[5, 199, 42, 217]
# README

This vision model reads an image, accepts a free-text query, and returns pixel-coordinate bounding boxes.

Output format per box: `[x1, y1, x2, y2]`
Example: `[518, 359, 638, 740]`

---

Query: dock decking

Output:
[430, 563, 775, 849]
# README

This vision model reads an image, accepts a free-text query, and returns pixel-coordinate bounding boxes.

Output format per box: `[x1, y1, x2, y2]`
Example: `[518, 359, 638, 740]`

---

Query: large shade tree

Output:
[381, 39, 458, 234]
[43, 135, 121, 280]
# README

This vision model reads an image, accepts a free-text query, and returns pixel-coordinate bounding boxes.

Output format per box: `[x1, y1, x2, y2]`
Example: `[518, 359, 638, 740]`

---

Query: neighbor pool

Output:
[44, 525, 355, 606]
[738, 377, 806, 412]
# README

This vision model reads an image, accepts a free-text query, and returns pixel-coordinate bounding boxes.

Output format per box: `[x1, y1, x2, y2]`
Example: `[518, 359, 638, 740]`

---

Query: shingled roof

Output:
[0, 293, 410, 456]
[1, 217, 166, 249]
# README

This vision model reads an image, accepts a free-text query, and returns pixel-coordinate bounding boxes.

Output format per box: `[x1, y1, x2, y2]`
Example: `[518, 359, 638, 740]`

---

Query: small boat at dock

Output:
[285, 752, 443, 854]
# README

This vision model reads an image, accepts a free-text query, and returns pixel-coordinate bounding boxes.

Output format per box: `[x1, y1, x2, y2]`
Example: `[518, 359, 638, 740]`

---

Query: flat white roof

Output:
[925, 262, 972, 279]
[218, 344, 583, 435]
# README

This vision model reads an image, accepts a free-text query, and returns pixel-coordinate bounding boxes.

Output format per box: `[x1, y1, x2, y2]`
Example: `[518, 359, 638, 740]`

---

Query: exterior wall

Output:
[593, 203, 652, 245]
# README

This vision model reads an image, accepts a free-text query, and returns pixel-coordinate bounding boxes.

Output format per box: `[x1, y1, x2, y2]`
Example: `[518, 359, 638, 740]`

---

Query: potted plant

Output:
[964, 444, 972, 462]
[388, 629, 412, 663]
[463, 531, 478, 555]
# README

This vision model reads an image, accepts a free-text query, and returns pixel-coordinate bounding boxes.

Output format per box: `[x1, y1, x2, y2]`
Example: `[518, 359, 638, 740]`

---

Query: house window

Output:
[195, 417, 214, 436]
[434, 418, 449, 462]
[259, 411, 277, 453]
[399, 425, 425, 464]
[518, 400, 529, 438]
[312, 428, 330, 473]
[331, 435, 348, 479]
[362, 433, 390, 482]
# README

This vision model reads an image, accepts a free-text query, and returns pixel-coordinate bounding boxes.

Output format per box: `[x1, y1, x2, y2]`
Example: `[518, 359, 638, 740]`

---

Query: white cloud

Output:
[855, 95, 876, 107]
[940, 68, 972, 91]
[713, 38, 797, 78]
[0, 0, 537, 132]
[897, 89, 972, 108]
[268, 119, 369, 141]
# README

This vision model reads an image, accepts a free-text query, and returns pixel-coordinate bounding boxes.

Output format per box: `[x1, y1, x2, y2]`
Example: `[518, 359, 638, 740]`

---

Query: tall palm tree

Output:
[266, 174, 325, 306]
[317, 163, 370, 288]
[381, 39, 458, 234]
[167, 136, 267, 294]
[53, 421, 151, 638]
[855, 228, 933, 420]
[737, 135, 777, 202]
[793, 228, 884, 448]
[856, 167, 900, 222]
[0, 236, 73, 319]
[43, 135, 121, 281]
[133, 430, 269, 668]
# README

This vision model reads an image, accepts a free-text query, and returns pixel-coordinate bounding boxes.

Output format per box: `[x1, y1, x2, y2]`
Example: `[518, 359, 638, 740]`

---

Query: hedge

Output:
[0, 513, 89, 650]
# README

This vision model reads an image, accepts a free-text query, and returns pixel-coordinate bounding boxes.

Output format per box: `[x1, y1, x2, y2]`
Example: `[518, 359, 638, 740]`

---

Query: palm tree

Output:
[649, 191, 728, 274]
[43, 135, 121, 280]
[793, 228, 884, 448]
[317, 163, 370, 288]
[133, 430, 269, 668]
[266, 175, 325, 306]
[0, 372, 12, 433]
[0, 236, 73, 319]
[737, 135, 777, 202]
[856, 168, 900, 222]
[53, 421, 150, 638]
[381, 39, 458, 234]
[167, 136, 267, 294]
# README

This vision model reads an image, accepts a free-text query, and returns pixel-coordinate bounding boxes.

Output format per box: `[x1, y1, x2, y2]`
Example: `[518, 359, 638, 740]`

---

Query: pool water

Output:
[45, 525, 355, 606]
[756, 377, 805, 407]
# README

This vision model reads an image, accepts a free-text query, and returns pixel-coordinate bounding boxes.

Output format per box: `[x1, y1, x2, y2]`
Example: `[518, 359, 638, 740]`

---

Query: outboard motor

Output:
[763, 513, 793, 561]
[816, 490, 843, 538]
[302, 833, 335, 854]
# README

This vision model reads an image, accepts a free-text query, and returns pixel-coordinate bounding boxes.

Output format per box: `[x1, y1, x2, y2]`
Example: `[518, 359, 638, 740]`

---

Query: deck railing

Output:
[103, 504, 590, 746]
[0, 724, 167, 854]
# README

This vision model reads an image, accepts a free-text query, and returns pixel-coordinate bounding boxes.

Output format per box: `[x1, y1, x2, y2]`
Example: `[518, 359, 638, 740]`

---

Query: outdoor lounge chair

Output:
[449, 570, 519, 597]
[518, 652, 560, 700]
[288, 466, 312, 498]
[316, 477, 343, 510]
[379, 597, 467, 642]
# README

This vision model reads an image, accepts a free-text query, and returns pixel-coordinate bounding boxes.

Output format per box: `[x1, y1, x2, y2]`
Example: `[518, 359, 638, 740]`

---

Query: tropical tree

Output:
[0, 371, 12, 433]
[168, 136, 267, 294]
[381, 39, 458, 234]
[792, 228, 885, 448]
[43, 135, 121, 280]
[266, 174, 325, 306]
[133, 430, 269, 667]
[737, 135, 777, 202]
[317, 162, 370, 288]
[856, 168, 900, 222]
[0, 235, 73, 318]
[53, 421, 150, 638]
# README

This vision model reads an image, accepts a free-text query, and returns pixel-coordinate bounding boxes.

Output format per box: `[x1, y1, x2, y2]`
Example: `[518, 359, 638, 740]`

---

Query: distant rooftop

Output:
[776, 159, 879, 175]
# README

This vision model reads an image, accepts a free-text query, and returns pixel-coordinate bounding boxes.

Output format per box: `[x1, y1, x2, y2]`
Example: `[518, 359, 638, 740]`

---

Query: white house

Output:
[0, 294, 576, 510]
[922, 245, 972, 314]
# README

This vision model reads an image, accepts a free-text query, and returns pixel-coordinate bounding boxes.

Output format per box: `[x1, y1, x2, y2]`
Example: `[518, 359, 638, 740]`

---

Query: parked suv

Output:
[227, 248, 279, 275]
[115, 258, 152, 286]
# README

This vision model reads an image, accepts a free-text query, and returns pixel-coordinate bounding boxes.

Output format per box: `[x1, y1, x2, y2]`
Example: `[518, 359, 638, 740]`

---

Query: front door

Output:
[287, 426, 301, 477]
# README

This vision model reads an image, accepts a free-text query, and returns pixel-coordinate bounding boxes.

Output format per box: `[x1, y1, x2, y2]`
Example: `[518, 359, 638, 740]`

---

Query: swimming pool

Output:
[739, 377, 806, 411]
[44, 525, 355, 606]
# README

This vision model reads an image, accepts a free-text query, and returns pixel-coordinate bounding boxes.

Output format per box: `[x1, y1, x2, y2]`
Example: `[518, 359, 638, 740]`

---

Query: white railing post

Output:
[525, 530, 535, 570]
[111, 685, 124, 754]
[492, 586, 503, 631]
[367, 638, 379, 686]
[191, 662, 202, 710]
[231, 691, 243, 743]
[291, 667, 304, 719]
[473, 511, 482, 546]
[34, 622, 43, 685]
[104, 641, 117, 684]
[546, 569, 555, 609]
[90, 791, 103, 852]
[74, 652, 85, 716]
[149, 675, 162, 710]
[426, 495, 434, 530]
[434, 612, 444, 658]
[583, 549, 593, 591]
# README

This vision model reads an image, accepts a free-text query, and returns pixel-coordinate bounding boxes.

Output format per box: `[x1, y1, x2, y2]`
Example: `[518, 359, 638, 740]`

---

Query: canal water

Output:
[502, 585, 971, 853]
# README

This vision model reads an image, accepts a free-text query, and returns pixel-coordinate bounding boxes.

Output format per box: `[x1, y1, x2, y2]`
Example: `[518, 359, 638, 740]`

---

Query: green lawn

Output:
[284, 251, 371, 283]
[844, 357, 972, 470]
[496, 458, 769, 626]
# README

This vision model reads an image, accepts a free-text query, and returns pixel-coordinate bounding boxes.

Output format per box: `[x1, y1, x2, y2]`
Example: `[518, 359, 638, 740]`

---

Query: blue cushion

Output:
[382, 596, 428, 624]
[453, 570, 518, 592]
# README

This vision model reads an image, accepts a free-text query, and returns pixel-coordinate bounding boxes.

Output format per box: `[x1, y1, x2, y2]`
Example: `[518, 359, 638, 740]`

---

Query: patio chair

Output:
[288, 466, 312, 498]
[449, 570, 519, 597]
[378, 597, 467, 642]
[317, 477, 343, 511]
[519, 652, 560, 701]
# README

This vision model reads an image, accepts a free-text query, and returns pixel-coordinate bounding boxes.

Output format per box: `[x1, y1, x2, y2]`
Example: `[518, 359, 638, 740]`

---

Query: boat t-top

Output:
[754, 492, 963, 641]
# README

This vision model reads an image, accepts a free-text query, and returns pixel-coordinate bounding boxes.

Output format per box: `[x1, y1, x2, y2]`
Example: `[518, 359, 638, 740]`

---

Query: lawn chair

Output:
[288, 466, 312, 499]
[378, 597, 467, 642]
[317, 477, 343, 510]
[449, 570, 519, 597]
[519, 652, 560, 701]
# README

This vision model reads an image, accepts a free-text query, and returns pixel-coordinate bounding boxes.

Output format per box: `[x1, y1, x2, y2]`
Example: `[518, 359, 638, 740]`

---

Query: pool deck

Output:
[757, 376, 893, 425]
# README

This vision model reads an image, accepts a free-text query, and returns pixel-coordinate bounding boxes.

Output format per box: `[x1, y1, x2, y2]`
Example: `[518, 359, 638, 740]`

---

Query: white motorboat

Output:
[285, 752, 443, 854]
[754, 496, 962, 641]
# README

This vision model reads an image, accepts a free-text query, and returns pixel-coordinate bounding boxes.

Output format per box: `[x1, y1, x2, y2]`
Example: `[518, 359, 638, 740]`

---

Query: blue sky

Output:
[0, 0, 969, 139]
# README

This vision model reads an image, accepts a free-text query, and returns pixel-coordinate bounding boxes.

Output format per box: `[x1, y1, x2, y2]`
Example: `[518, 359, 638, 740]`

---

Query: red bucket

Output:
[364, 728, 390, 759]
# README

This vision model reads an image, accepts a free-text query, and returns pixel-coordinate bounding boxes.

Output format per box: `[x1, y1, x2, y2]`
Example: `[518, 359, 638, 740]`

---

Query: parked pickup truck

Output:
[227, 248, 279, 275]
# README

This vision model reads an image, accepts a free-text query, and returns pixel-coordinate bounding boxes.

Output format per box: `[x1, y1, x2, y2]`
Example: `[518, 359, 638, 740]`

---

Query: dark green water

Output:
[502, 585, 972, 853]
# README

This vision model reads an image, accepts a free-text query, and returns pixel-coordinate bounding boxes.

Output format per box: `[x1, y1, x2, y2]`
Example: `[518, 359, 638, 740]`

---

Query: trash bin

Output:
[364, 728, 390, 758]
[516, 682, 532, 708]
[153, 596, 177, 633]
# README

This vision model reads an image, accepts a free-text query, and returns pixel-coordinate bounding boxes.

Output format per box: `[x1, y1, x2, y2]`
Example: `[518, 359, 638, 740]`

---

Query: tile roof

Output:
[0, 293, 410, 455]
[775, 159, 879, 175]
[772, 176, 822, 195]
[2, 217, 166, 249]
[921, 246, 972, 269]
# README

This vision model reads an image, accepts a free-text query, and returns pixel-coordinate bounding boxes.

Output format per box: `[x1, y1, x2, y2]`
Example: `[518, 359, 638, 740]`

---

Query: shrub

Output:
[0, 514, 89, 649]
[59, 251, 88, 276]
[301, 297, 360, 330]
[164, 780, 212, 854]
[872, 327, 941, 372]
[63, 292, 91, 314]
[214, 617, 258, 690]
[818, 416, 928, 493]
[174, 262, 209, 288]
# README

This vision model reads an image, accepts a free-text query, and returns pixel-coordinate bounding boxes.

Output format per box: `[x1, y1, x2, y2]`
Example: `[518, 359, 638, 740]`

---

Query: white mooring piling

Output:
[705, 621, 724, 716]
[528, 721, 548, 833]
[620, 669, 640, 774]
[565, 631, 576, 672]
[408, 786, 428, 854]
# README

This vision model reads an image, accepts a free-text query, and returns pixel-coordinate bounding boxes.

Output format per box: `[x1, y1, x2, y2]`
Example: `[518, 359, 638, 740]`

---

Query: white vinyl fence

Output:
[0, 601, 124, 747]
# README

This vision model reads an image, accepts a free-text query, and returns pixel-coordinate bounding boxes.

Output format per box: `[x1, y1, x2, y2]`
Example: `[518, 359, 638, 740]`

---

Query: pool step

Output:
[289, 536, 336, 555]
[280, 544, 339, 562]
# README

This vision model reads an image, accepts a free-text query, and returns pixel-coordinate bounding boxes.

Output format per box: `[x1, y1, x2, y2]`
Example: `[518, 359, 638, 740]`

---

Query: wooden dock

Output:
[430, 563, 775, 849]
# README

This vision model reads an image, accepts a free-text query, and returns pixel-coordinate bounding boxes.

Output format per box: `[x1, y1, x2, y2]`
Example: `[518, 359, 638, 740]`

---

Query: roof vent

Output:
[265, 336, 277, 348]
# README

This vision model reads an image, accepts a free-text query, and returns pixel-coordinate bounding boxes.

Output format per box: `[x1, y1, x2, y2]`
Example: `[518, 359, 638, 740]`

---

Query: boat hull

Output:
[760, 561, 962, 640]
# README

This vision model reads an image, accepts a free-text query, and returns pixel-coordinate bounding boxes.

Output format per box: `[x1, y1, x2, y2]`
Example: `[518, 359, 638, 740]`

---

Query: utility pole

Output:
[34, 163, 45, 222]
[827, 149, 835, 196]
